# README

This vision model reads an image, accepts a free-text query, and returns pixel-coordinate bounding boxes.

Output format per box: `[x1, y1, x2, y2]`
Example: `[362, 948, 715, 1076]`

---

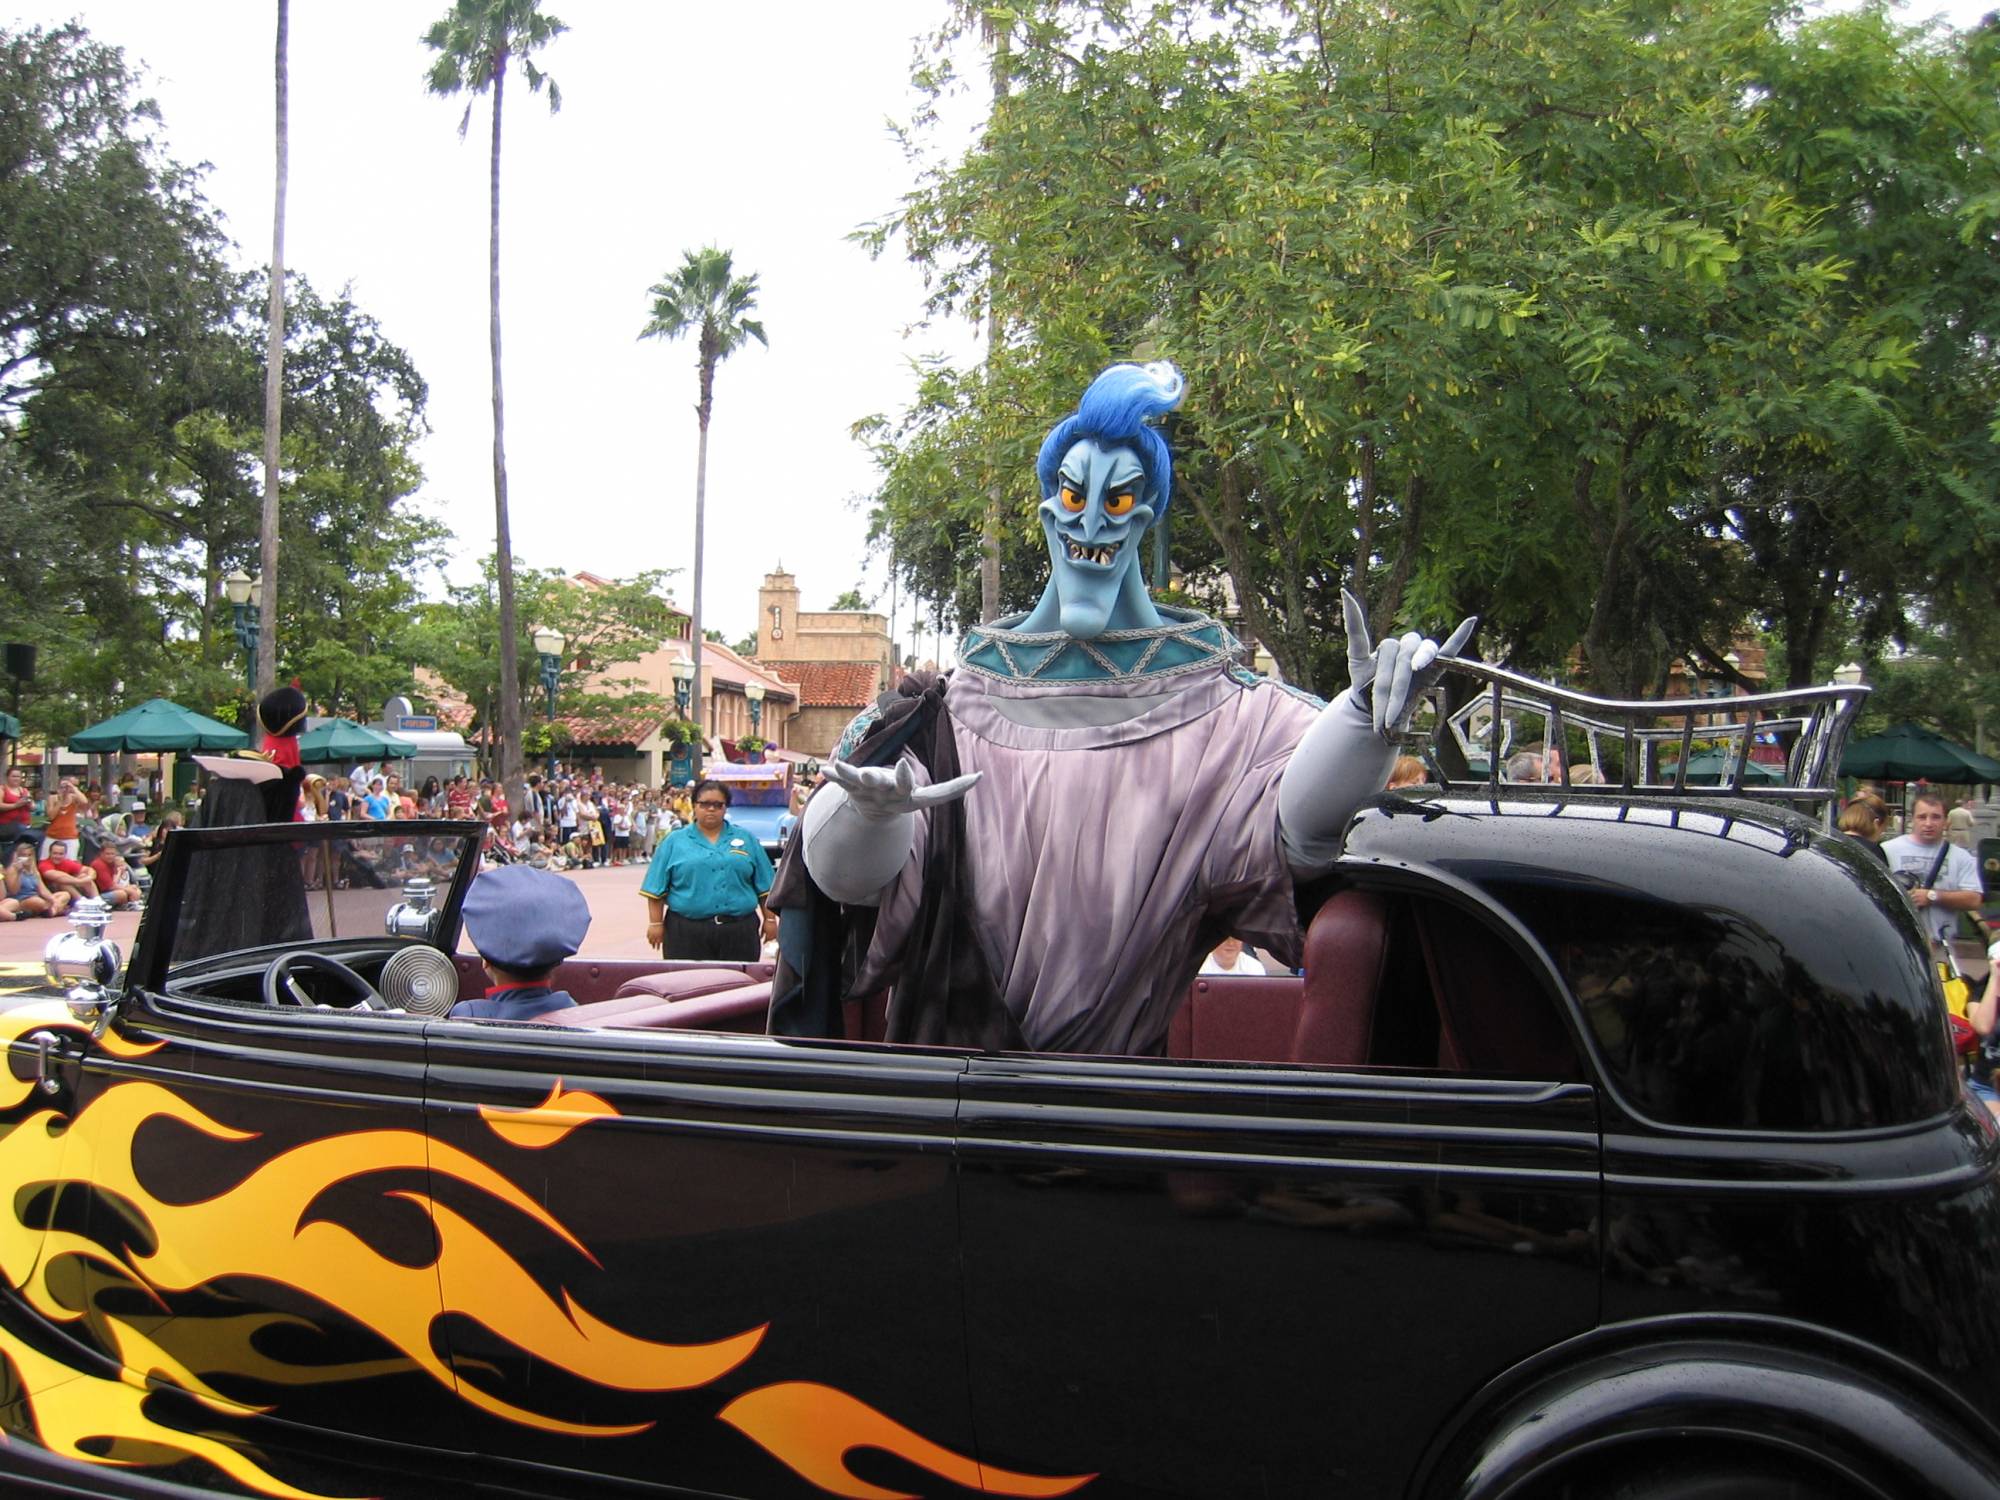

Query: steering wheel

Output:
[262, 951, 390, 1011]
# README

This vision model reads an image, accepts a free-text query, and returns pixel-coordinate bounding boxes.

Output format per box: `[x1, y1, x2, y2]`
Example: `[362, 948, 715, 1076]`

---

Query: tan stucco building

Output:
[754, 566, 895, 755]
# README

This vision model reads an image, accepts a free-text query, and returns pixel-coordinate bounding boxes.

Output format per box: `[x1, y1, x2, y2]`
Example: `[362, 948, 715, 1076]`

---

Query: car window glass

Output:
[1496, 879, 1955, 1130]
[171, 830, 472, 967]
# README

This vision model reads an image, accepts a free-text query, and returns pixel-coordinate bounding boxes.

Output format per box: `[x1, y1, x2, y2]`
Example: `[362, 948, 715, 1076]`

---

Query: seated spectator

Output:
[38, 841, 99, 902]
[2, 840, 63, 918]
[1199, 936, 1266, 976]
[1385, 755, 1426, 790]
[88, 847, 142, 909]
[136, 811, 183, 872]
[1503, 749, 1544, 783]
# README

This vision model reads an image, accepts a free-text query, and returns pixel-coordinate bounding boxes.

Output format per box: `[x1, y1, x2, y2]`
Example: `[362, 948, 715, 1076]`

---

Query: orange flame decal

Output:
[0, 1004, 1094, 1499]
[720, 1382, 1096, 1500]
[479, 1077, 617, 1148]
[52, 1081, 764, 1436]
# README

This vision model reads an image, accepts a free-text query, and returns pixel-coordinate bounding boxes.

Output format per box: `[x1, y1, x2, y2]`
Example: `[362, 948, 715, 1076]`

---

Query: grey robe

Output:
[855, 659, 1321, 1056]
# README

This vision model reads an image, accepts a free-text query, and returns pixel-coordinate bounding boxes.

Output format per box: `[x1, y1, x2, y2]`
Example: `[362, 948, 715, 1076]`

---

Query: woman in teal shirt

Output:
[640, 779, 776, 961]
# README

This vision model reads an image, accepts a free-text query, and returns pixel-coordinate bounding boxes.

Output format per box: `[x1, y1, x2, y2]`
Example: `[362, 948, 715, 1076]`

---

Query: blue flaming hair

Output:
[1035, 361, 1186, 517]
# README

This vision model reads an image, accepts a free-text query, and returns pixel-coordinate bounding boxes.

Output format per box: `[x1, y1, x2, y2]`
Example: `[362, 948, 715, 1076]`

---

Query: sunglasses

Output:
[695, 800, 727, 810]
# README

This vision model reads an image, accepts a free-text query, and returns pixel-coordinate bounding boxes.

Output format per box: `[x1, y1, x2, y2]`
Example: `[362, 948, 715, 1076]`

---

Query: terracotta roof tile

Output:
[555, 711, 669, 748]
[758, 660, 881, 709]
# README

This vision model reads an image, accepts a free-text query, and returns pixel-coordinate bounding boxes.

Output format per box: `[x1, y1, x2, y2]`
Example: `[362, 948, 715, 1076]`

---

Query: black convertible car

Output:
[2, 668, 1996, 1499]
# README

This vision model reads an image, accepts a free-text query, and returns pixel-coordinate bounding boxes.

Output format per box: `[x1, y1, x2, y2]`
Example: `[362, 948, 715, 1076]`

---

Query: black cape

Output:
[766, 672, 1020, 1050]
[176, 762, 310, 962]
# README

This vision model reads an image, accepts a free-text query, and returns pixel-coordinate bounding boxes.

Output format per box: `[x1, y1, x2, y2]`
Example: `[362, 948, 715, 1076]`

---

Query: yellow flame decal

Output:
[1, 1330, 344, 1499]
[94, 1027, 167, 1059]
[0, 1006, 1092, 1498]
[478, 1078, 617, 1149]
[719, 1382, 1096, 1500]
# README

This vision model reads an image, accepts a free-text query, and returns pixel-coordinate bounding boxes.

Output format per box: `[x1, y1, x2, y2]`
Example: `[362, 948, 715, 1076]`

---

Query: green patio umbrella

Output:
[0, 711, 18, 741]
[296, 719, 418, 764]
[69, 698, 248, 753]
[1668, 748, 1786, 786]
[1841, 721, 2000, 784]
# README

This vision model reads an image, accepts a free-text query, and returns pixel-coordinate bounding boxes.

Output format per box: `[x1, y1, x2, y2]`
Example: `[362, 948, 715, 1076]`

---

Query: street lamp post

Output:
[670, 658, 700, 779]
[744, 679, 765, 748]
[223, 569, 260, 694]
[532, 625, 564, 777]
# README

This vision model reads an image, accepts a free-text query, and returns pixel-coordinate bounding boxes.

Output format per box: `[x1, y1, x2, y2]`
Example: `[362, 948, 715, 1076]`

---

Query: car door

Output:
[955, 890, 1603, 1498]
[423, 1021, 1022, 1498]
[48, 983, 459, 1471]
[3, 818, 482, 1497]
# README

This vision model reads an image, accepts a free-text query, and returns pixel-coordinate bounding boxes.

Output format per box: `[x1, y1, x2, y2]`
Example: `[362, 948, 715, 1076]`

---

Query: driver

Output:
[449, 866, 590, 1022]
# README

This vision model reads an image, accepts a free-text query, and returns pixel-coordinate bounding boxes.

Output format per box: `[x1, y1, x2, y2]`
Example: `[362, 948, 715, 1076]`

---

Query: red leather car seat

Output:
[1288, 888, 1394, 1066]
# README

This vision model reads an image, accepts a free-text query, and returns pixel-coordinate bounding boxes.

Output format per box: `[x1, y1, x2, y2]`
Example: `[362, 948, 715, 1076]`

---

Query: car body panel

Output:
[0, 790, 1996, 1496]
[420, 1021, 998, 1497]
[957, 1054, 1600, 1497]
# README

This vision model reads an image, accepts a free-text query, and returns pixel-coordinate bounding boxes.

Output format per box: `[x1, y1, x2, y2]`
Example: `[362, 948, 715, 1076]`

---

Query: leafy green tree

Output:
[409, 563, 678, 742]
[870, 0, 1997, 698]
[423, 0, 567, 814]
[0, 23, 231, 417]
[641, 247, 767, 770]
[829, 588, 870, 611]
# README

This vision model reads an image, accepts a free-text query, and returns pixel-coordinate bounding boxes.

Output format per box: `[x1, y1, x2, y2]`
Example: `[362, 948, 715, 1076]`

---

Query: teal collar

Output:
[958, 607, 1244, 684]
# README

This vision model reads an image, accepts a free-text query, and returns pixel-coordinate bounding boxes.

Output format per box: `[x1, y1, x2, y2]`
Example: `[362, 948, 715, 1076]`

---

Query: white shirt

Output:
[1881, 834, 1981, 945]
[1199, 951, 1268, 976]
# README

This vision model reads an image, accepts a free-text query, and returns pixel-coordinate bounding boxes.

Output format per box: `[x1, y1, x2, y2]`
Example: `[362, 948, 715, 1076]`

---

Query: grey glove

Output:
[803, 759, 981, 905]
[1344, 589, 1478, 739]
[822, 759, 981, 818]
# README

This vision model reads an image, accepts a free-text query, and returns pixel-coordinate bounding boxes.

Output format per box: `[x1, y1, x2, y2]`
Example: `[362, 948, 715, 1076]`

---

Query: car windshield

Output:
[166, 827, 477, 967]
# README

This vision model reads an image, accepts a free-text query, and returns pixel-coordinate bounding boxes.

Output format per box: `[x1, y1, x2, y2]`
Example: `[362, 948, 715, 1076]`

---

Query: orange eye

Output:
[1104, 490, 1137, 517]
[1059, 485, 1086, 512]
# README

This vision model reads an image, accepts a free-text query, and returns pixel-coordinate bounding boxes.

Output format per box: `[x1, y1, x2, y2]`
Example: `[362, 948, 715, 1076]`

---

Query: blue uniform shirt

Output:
[449, 983, 577, 1022]
[640, 819, 774, 919]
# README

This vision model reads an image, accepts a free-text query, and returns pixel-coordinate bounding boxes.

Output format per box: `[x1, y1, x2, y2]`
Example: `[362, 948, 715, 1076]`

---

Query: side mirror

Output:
[44, 897, 122, 1012]
[385, 876, 439, 942]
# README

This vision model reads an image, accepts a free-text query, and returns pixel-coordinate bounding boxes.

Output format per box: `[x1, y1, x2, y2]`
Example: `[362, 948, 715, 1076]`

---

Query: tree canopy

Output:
[867, 0, 2000, 702]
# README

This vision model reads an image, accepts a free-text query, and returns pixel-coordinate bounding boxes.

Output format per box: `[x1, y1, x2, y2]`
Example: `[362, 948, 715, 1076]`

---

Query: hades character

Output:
[771, 362, 1472, 1055]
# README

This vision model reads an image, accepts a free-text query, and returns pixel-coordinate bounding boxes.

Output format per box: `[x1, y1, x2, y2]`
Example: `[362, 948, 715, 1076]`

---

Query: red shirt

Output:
[39, 856, 84, 880]
[89, 854, 123, 890]
[0, 784, 30, 824]
[446, 785, 473, 815]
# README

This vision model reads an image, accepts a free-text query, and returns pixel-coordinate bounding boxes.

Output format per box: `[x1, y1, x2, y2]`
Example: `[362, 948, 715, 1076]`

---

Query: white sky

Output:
[15, 1, 982, 648]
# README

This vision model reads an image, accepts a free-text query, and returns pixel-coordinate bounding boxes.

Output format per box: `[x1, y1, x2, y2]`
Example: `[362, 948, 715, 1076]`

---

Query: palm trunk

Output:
[689, 368, 711, 780]
[256, 0, 288, 712]
[487, 53, 526, 816]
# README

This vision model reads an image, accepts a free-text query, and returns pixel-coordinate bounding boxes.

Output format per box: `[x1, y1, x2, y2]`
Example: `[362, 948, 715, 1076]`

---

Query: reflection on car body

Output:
[0, 667, 1997, 1499]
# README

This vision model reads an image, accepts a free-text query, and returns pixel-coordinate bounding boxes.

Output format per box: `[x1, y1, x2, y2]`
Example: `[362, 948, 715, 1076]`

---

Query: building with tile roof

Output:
[753, 566, 894, 754]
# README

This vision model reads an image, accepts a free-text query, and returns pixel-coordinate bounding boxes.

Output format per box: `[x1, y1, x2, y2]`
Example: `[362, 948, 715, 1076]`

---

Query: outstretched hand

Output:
[1343, 589, 1478, 739]
[823, 759, 981, 820]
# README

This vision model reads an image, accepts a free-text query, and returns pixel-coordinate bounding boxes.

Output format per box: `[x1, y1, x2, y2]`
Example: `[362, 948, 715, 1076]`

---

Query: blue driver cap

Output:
[461, 865, 591, 973]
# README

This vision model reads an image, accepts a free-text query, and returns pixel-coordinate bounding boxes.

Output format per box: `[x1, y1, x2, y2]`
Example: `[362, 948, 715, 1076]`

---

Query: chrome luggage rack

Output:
[1417, 658, 1867, 803]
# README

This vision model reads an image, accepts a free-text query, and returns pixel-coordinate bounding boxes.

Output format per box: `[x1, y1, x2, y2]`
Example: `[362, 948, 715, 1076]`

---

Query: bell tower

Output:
[758, 565, 799, 659]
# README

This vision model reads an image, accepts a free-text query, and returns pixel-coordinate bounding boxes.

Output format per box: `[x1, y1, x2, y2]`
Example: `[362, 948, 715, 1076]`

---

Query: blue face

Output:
[1037, 440, 1156, 638]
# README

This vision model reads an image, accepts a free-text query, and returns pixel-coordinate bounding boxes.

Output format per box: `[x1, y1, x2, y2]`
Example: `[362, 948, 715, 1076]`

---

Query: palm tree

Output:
[256, 0, 288, 703]
[640, 248, 767, 776]
[422, 0, 565, 811]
